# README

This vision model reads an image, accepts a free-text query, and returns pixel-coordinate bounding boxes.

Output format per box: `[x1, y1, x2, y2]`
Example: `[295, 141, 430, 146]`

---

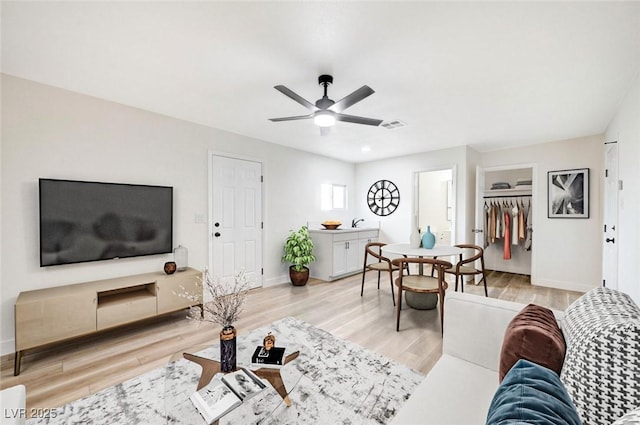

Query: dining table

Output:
[381, 243, 464, 261]
[381, 243, 464, 310]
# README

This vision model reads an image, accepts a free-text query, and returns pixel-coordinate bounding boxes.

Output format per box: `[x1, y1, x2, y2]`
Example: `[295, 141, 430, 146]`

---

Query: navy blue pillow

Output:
[486, 359, 581, 425]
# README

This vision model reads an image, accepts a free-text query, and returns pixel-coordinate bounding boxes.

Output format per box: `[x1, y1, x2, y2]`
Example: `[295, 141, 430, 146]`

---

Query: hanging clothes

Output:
[490, 202, 497, 243]
[524, 201, 532, 251]
[511, 202, 519, 245]
[484, 202, 490, 248]
[503, 210, 512, 259]
[495, 202, 502, 240]
[518, 200, 526, 241]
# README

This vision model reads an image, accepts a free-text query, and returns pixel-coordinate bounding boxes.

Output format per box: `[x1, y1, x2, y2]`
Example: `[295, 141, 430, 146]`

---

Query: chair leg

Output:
[454, 274, 459, 292]
[439, 291, 445, 335]
[396, 287, 403, 332]
[361, 269, 366, 297]
[389, 271, 396, 306]
[482, 271, 488, 297]
[460, 275, 464, 293]
[377, 271, 381, 290]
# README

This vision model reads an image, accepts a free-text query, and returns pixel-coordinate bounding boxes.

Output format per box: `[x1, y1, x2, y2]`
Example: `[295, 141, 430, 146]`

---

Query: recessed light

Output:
[361, 146, 371, 152]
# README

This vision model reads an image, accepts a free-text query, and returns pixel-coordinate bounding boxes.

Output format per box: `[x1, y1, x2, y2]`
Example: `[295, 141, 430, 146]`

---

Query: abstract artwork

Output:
[548, 168, 589, 218]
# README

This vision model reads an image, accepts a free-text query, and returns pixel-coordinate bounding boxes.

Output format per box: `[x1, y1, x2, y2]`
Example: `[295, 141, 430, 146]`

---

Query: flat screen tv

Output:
[39, 179, 173, 267]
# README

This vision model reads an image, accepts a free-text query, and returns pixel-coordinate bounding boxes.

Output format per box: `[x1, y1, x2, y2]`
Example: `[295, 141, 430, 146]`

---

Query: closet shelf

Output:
[484, 188, 532, 197]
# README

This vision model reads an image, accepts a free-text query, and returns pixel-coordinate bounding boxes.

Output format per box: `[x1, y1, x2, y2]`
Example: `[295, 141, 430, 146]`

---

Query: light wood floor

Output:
[0, 270, 582, 415]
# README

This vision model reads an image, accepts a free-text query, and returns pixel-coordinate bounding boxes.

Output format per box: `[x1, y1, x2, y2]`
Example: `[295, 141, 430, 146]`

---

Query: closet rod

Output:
[483, 194, 532, 199]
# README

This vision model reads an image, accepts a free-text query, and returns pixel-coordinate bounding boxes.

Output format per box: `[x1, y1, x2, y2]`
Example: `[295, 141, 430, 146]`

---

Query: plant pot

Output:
[289, 266, 310, 286]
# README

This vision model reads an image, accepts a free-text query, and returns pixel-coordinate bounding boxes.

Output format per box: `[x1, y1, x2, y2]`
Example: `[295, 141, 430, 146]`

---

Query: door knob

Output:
[214, 232, 221, 237]
[606, 237, 615, 243]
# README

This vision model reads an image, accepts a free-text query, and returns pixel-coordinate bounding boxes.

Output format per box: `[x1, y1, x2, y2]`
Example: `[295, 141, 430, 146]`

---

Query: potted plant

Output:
[283, 225, 316, 286]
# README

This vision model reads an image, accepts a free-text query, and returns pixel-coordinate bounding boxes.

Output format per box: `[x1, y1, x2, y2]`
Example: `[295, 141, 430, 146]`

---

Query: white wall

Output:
[0, 75, 356, 354]
[605, 73, 640, 305]
[354, 136, 603, 293]
[479, 135, 604, 292]
[354, 146, 470, 245]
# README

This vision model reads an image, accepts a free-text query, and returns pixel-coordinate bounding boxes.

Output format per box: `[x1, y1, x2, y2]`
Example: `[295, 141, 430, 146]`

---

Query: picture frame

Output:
[548, 168, 589, 218]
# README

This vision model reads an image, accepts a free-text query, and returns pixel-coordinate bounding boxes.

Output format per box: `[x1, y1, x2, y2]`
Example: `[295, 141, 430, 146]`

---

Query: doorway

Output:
[209, 154, 263, 289]
[415, 168, 455, 246]
[475, 164, 536, 278]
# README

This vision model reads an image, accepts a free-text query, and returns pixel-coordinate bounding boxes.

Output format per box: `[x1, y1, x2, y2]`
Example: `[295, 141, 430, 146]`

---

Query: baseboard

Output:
[1, 338, 15, 357]
[532, 278, 596, 294]
[263, 274, 289, 288]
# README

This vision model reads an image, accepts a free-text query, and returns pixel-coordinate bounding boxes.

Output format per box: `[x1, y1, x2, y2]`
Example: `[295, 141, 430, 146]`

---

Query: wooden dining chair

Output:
[444, 244, 488, 297]
[361, 242, 399, 306]
[391, 257, 452, 333]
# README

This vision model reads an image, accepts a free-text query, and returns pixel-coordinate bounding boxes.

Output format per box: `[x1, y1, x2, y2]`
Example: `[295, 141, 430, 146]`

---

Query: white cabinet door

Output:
[358, 230, 378, 267]
[345, 239, 361, 273]
[332, 240, 348, 276]
[334, 238, 360, 275]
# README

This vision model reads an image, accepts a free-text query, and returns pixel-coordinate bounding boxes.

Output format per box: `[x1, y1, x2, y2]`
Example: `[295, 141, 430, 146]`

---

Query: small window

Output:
[321, 183, 347, 211]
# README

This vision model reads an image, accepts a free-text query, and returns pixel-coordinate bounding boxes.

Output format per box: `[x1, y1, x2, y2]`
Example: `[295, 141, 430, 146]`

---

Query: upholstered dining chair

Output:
[361, 242, 399, 306]
[391, 257, 452, 333]
[444, 244, 488, 297]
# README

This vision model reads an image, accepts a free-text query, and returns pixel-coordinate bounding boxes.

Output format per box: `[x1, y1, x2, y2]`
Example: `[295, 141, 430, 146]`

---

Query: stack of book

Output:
[251, 345, 287, 368]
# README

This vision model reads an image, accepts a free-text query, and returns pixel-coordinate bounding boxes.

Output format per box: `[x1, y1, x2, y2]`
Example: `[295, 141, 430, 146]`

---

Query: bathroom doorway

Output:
[416, 168, 455, 246]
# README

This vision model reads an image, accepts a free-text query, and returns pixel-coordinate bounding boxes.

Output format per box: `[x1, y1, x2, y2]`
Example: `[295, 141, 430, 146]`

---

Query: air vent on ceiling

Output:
[381, 120, 406, 130]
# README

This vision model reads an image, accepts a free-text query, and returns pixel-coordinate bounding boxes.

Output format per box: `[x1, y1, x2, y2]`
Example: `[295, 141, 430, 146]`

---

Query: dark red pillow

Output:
[499, 304, 565, 382]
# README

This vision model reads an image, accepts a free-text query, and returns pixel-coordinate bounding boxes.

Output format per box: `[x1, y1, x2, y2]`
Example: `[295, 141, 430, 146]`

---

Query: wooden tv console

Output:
[13, 268, 202, 375]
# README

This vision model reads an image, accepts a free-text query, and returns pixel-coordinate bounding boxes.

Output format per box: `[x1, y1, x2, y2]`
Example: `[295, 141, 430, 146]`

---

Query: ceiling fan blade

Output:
[328, 85, 375, 113]
[335, 113, 383, 126]
[269, 113, 315, 122]
[320, 126, 331, 136]
[274, 85, 319, 111]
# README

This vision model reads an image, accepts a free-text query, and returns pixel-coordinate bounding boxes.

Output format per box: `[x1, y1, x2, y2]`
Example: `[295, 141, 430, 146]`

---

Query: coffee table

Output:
[163, 317, 424, 425]
[164, 342, 305, 424]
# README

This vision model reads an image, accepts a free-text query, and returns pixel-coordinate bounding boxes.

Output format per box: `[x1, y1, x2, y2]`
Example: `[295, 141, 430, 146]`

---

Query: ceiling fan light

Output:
[314, 111, 336, 127]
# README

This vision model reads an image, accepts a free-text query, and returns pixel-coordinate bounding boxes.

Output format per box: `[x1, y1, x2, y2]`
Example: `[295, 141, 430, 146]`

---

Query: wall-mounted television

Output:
[39, 179, 173, 267]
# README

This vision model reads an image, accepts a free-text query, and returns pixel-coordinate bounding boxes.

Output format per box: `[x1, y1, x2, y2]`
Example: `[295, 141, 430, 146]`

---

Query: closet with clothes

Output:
[481, 168, 533, 276]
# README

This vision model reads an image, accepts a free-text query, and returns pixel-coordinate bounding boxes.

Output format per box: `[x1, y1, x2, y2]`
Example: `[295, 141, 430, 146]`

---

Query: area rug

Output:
[27, 317, 424, 424]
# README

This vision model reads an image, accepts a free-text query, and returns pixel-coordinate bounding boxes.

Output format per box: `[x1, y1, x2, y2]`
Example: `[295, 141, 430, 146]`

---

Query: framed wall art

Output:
[547, 168, 589, 218]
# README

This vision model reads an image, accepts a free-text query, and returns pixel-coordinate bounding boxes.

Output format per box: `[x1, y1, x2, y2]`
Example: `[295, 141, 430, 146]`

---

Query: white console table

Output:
[13, 268, 201, 375]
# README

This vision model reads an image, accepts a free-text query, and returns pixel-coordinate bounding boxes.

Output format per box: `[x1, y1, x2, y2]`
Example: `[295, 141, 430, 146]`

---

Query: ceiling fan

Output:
[269, 75, 383, 135]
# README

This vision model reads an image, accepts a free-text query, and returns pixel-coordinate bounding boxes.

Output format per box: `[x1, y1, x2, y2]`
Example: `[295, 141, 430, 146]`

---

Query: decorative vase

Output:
[410, 226, 421, 248]
[163, 261, 177, 275]
[174, 245, 188, 271]
[422, 225, 436, 249]
[220, 325, 237, 372]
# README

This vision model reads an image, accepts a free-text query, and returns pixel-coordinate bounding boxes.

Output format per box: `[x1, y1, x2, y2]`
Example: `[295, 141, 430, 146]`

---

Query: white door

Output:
[602, 142, 619, 289]
[210, 154, 262, 289]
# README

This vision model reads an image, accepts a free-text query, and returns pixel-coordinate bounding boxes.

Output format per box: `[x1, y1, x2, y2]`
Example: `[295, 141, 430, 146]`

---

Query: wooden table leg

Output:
[183, 352, 221, 391]
[14, 350, 23, 376]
